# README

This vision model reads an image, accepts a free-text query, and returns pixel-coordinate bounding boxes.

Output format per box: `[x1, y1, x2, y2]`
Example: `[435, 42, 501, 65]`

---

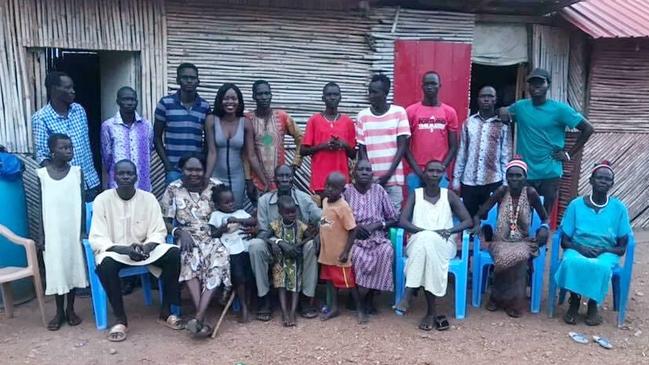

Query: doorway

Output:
[43, 49, 140, 184]
[469, 63, 521, 114]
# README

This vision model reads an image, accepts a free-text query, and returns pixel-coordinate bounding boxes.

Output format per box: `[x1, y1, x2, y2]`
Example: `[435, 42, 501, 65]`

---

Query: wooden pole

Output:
[211, 291, 236, 338]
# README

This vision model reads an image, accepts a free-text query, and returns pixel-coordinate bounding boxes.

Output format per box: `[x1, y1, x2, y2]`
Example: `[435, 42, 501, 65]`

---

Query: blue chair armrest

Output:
[623, 233, 636, 279]
[82, 239, 97, 269]
[460, 230, 470, 263]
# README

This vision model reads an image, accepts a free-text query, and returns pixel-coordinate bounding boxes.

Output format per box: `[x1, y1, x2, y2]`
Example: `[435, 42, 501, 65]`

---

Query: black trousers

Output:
[461, 181, 503, 218]
[96, 247, 181, 325]
[527, 178, 560, 215]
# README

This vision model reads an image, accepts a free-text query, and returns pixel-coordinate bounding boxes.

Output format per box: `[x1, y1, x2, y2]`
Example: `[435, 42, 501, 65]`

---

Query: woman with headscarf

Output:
[473, 157, 549, 318]
[555, 161, 632, 326]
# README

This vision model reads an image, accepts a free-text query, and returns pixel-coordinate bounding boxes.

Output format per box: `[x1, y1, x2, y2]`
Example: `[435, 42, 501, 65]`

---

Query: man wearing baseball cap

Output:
[498, 68, 594, 214]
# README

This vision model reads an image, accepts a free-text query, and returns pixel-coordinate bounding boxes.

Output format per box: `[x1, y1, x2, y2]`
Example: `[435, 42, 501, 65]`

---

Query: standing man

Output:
[356, 74, 410, 211]
[500, 68, 594, 214]
[452, 86, 511, 218]
[245, 80, 302, 200]
[249, 164, 321, 321]
[32, 71, 100, 201]
[154, 63, 210, 184]
[100, 87, 154, 191]
[404, 71, 459, 191]
[301, 82, 356, 196]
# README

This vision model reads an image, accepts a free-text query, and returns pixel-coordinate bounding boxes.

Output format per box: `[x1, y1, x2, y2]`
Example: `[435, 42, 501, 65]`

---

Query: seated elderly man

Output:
[249, 164, 322, 321]
[89, 160, 182, 342]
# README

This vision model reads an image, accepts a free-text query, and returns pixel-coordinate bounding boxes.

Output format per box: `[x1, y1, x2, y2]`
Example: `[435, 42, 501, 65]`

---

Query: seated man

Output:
[89, 160, 182, 342]
[249, 164, 322, 321]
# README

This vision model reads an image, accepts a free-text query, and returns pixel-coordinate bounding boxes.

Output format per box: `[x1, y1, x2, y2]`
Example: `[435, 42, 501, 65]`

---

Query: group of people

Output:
[29, 62, 633, 341]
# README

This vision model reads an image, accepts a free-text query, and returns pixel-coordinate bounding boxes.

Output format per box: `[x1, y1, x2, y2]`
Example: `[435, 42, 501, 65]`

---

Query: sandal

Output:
[256, 310, 272, 322]
[66, 310, 82, 326]
[568, 331, 588, 345]
[593, 335, 613, 349]
[158, 314, 184, 330]
[435, 315, 450, 331]
[505, 307, 522, 318]
[107, 324, 128, 342]
[47, 314, 65, 331]
[195, 323, 212, 338]
[485, 299, 499, 312]
[418, 316, 435, 331]
[300, 305, 319, 319]
[185, 318, 203, 334]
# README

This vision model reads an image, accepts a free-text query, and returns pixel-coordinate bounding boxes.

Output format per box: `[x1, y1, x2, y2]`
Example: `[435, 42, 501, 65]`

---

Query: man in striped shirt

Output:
[356, 74, 411, 211]
[452, 86, 511, 218]
[154, 63, 210, 184]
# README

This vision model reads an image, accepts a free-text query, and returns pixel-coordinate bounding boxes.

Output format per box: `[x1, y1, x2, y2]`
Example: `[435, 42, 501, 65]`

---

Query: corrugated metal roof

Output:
[562, 0, 649, 38]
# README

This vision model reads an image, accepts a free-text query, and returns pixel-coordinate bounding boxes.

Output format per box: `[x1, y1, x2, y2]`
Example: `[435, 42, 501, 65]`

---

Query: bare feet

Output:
[357, 310, 369, 324]
[288, 311, 297, 327]
[47, 313, 65, 331]
[238, 308, 251, 324]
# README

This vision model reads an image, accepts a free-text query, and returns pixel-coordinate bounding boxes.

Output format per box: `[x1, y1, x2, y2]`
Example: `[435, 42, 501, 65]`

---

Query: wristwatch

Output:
[563, 151, 571, 161]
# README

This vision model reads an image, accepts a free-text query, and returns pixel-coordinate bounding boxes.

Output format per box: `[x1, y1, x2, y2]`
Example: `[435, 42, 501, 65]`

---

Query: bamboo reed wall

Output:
[587, 39, 649, 133]
[531, 24, 570, 103]
[578, 133, 649, 229]
[0, 0, 166, 153]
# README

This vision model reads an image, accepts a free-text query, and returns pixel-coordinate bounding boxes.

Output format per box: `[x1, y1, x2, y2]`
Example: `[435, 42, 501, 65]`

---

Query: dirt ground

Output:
[2, 232, 648, 365]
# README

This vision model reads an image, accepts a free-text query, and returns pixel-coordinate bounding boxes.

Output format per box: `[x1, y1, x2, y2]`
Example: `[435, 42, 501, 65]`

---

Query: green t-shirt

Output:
[509, 99, 583, 180]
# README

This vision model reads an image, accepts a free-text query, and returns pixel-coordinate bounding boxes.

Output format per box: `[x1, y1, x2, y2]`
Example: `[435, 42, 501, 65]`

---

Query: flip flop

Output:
[158, 314, 184, 330]
[593, 336, 613, 350]
[107, 324, 128, 342]
[300, 305, 319, 319]
[418, 316, 435, 331]
[435, 315, 450, 331]
[568, 331, 589, 344]
[66, 311, 82, 326]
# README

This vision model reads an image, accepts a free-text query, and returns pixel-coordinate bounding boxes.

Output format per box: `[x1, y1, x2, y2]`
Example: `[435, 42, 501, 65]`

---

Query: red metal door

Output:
[393, 40, 472, 176]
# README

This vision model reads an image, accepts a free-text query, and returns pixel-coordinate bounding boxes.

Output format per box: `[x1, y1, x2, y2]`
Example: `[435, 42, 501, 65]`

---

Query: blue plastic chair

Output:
[471, 203, 546, 313]
[83, 202, 178, 330]
[392, 226, 471, 320]
[547, 228, 635, 327]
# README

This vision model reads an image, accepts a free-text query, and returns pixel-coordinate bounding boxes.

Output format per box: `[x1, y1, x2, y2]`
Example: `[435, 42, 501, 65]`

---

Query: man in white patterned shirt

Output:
[452, 86, 511, 218]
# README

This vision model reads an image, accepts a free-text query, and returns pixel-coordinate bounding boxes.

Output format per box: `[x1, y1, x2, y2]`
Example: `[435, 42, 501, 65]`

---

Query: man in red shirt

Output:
[405, 71, 459, 191]
[301, 82, 356, 196]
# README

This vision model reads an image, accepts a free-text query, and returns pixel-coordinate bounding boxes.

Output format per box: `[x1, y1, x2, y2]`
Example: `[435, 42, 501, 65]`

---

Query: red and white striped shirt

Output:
[355, 105, 411, 186]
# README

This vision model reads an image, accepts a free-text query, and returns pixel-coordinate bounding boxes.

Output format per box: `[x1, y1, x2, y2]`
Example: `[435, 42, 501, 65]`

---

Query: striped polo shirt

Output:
[154, 91, 210, 166]
[355, 105, 411, 186]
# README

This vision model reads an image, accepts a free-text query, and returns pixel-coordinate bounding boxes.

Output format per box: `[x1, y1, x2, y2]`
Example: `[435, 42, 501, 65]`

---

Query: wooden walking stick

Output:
[211, 291, 236, 338]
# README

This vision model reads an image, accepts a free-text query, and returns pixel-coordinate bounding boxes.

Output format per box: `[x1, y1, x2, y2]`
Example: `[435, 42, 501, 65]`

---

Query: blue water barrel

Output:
[0, 153, 34, 306]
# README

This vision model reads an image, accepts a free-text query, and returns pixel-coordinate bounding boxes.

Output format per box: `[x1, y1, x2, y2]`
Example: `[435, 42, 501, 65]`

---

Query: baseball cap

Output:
[526, 68, 551, 83]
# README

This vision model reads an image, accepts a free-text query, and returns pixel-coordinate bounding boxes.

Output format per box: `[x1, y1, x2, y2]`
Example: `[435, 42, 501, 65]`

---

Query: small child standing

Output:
[318, 172, 367, 324]
[265, 195, 309, 327]
[209, 184, 257, 323]
[36, 133, 88, 331]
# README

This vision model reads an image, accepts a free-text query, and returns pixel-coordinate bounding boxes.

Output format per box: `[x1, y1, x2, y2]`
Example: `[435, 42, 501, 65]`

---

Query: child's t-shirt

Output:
[208, 209, 251, 255]
[318, 197, 357, 267]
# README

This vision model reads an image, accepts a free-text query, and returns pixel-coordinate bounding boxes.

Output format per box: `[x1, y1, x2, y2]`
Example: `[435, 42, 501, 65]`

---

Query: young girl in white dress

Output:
[37, 133, 88, 331]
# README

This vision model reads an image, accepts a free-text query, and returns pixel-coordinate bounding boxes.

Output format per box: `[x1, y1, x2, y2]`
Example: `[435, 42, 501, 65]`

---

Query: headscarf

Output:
[505, 156, 528, 175]
[591, 160, 614, 176]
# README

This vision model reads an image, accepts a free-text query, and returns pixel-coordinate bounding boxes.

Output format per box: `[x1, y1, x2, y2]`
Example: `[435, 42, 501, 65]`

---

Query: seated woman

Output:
[555, 161, 632, 326]
[160, 153, 230, 338]
[393, 160, 472, 331]
[343, 159, 399, 313]
[473, 158, 549, 318]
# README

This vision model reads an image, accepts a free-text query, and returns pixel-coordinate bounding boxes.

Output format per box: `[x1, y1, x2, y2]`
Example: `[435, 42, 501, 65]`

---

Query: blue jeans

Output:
[165, 170, 182, 185]
[406, 172, 449, 193]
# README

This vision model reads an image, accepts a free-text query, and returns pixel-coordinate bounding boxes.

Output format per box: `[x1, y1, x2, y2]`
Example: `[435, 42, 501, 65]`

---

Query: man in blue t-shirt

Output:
[499, 68, 594, 213]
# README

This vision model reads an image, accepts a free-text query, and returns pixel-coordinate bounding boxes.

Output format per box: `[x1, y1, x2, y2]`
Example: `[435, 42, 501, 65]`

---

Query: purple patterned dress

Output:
[343, 183, 398, 291]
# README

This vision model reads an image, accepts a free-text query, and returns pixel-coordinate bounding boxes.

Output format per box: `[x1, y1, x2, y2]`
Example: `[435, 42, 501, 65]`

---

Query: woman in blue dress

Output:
[555, 161, 632, 326]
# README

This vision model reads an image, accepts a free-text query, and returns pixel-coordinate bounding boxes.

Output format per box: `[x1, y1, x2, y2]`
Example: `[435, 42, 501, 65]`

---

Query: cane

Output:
[211, 290, 236, 338]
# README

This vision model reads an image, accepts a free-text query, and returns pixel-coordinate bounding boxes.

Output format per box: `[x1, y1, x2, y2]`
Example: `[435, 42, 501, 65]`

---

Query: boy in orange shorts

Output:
[318, 172, 367, 324]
